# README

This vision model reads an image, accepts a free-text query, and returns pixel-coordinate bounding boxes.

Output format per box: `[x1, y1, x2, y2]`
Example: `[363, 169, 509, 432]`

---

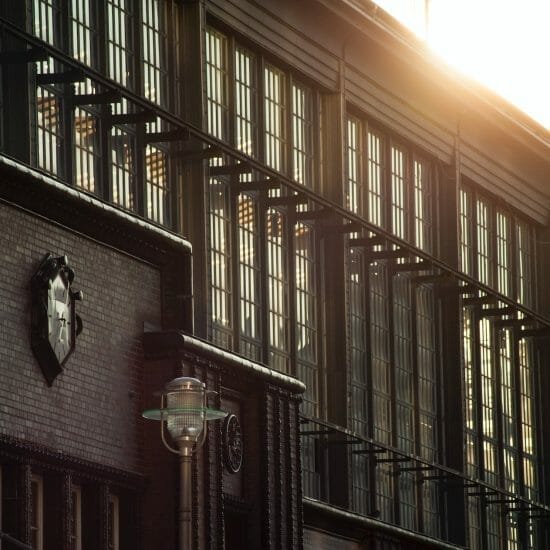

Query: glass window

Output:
[291, 82, 313, 187]
[264, 65, 286, 173]
[30, 475, 43, 550]
[70, 485, 82, 550]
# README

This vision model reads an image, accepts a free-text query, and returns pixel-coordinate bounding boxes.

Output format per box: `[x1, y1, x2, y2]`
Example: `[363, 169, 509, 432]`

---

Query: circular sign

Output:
[223, 414, 243, 474]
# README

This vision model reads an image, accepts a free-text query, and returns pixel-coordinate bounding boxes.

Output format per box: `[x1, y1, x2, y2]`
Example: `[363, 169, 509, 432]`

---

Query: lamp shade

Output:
[164, 377, 206, 442]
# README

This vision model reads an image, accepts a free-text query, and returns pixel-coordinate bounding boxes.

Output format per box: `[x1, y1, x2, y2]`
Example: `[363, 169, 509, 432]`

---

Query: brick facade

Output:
[0, 200, 161, 472]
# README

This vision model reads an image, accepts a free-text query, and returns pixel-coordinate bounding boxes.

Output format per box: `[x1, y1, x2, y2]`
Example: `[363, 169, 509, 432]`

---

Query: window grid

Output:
[459, 184, 542, 547]
[291, 82, 313, 187]
[110, 126, 135, 211]
[205, 28, 232, 347]
[499, 328, 518, 493]
[367, 130, 384, 228]
[348, 244, 369, 514]
[349, 246, 368, 437]
[369, 261, 393, 522]
[142, 0, 167, 109]
[107, 0, 133, 115]
[238, 193, 261, 361]
[517, 222, 533, 308]
[205, 29, 229, 141]
[209, 178, 233, 349]
[36, 87, 63, 176]
[295, 222, 318, 416]
[74, 107, 98, 192]
[70, 0, 95, 68]
[496, 211, 511, 298]
[145, 145, 169, 225]
[394, 275, 416, 531]
[264, 65, 286, 174]
[267, 209, 289, 373]
[345, 117, 361, 215]
[391, 145, 407, 240]
[413, 158, 432, 253]
[476, 198, 492, 287]
[235, 47, 256, 158]
[479, 317, 498, 486]
[519, 338, 538, 500]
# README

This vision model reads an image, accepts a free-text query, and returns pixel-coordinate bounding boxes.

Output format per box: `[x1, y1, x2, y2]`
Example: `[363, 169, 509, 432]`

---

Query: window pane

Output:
[367, 131, 384, 227]
[291, 82, 313, 187]
[264, 65, 286, 173]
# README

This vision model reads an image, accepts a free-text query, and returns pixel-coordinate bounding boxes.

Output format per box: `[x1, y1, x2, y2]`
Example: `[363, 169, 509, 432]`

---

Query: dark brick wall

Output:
[0, 201, 161, 474]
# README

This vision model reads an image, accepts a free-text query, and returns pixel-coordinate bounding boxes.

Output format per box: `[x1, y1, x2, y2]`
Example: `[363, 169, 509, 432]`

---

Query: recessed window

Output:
[30, 475, 43, 550]
[70, 485, 82, 550]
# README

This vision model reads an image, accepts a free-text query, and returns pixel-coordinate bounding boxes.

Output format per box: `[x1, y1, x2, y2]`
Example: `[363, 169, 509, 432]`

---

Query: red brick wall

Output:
[0, 201, 161, 474]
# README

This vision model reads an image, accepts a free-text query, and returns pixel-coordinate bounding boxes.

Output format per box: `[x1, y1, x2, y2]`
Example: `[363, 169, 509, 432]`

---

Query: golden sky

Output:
[375, 0, 550, 130]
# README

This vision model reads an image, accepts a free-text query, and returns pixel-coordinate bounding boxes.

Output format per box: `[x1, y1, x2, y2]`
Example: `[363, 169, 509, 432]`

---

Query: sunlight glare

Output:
[374, 0, 550, 129]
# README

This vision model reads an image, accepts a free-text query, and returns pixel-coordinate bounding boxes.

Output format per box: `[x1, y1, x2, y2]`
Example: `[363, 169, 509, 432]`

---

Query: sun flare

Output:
[375, 0, 550, 129]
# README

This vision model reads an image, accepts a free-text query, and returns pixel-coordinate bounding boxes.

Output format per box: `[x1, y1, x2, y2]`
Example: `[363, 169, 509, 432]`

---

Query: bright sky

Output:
[374, 0, 550, 130]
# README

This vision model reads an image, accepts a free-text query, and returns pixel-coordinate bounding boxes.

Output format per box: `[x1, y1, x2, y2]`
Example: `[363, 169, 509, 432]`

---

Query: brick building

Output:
[0, 1, 549, 549]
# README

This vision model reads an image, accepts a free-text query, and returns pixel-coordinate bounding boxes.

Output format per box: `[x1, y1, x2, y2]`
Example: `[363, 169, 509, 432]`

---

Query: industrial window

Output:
[344, 114, 439, 532]
[30, 0, 171, 227]
[204, 26, 320, 389]
[459, 184, 540, 548]
[30, 475, 44, 550]
[264, 65, 286, 174]
[205, 28, 232, 349]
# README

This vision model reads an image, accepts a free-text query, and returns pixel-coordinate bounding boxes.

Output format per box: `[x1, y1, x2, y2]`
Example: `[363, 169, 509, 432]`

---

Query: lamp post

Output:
[143, 376, 227, 550]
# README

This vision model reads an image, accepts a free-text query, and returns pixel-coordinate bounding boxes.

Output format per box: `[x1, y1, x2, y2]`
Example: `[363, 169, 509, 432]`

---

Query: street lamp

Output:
[142, 376, 227, 550]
